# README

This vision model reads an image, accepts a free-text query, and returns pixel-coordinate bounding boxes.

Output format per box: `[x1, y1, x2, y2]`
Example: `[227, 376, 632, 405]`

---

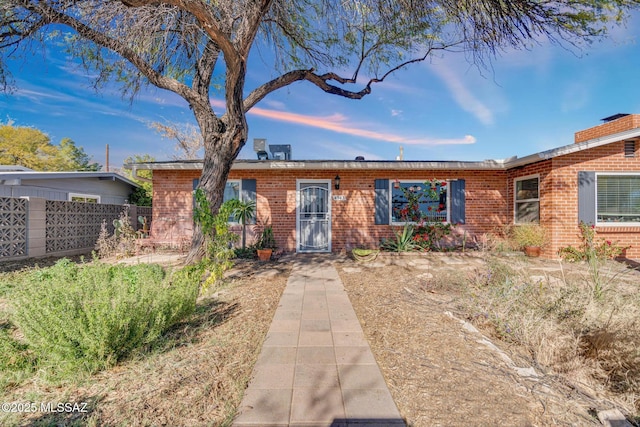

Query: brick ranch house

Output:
[130, 114, 640, 259]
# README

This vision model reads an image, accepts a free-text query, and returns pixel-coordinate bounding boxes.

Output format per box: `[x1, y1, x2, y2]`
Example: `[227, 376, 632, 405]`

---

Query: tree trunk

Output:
[185, 107, 246, 264]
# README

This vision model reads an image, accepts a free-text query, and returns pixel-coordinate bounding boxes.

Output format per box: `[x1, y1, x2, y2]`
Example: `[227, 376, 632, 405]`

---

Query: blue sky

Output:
[2, 12, 640, 169]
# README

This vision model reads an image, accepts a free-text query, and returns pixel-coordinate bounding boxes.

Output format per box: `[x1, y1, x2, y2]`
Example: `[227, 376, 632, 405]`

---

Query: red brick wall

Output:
[153, 143, 640, 259]
[547, 141, 640, 258]
[152, 168, 508, 252]
[151, 170, 201, 245]
[574, 114, 640, 143]
[507, 160, 554, 257]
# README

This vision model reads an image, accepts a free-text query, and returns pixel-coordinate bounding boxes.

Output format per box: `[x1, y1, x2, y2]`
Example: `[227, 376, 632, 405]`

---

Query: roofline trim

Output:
[0, 171, 140, 188]
[127, 126, 640, 172]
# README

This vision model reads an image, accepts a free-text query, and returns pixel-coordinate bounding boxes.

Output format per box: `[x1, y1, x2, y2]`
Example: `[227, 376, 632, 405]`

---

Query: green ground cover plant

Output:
[6, 259, 200, 381]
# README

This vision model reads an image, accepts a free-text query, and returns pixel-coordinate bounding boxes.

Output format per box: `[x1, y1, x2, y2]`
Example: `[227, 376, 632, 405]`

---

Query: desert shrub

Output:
[463, 257, 640, 414]
[559, 222, 631, 299]
[0, 328, 37, 392]
[95, 207, 138, 258]
[193, 190, 239, 290]
[11, 259, 200, 377]
[559, 222, 628, 262]
[511, 223, 548, 248]
[481, 225, 519, 253]
[413, 222, 453, 251]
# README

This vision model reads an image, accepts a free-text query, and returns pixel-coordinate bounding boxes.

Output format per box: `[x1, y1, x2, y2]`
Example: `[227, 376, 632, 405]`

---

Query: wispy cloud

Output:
[391, 109, 403, 117]
[210, 99, 474, 146]
[560, 81, 590, 113]
[317, 141, 385, 160]
[430, 61, 495, 126]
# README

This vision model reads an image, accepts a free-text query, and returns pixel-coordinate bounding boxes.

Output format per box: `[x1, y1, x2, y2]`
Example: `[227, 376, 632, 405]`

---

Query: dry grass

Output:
[463, 257, 640, 416]
[338, 253, 640, 426]
[0, 258, 290, 427]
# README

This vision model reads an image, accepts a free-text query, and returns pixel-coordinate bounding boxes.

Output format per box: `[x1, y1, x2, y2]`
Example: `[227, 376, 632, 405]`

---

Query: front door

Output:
[297, 180, 331, 252]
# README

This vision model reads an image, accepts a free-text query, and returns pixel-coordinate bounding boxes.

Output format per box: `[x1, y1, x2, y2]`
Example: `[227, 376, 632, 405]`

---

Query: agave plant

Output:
[380, 224, 419, 252]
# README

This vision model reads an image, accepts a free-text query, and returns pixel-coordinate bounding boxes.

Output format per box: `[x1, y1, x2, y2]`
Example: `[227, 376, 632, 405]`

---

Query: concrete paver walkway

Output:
[233, 256, 405, 427]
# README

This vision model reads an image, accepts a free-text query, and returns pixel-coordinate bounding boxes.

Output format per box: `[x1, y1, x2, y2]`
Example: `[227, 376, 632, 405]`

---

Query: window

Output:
[69, 193, 100, 203]
[514, 176, 539, 223]
[223, 180, 241, 223]
[597, 174, 640, 224]
[224, 180, 241, 203]
[390, 180, 448, 224]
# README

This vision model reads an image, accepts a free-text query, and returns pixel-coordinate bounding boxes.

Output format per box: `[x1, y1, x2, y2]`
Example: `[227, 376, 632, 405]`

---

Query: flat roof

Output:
[126, 126, 640, 172]
[0, 171, 140, 188]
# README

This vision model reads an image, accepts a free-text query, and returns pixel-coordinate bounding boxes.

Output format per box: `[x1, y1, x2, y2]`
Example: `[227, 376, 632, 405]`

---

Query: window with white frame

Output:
[193, 179, 248, 223]
[223, 180, 241, 222]
[390, 180, 448, 224]
[597, 174, 640, 224]
[69, 193, 100, 203]
[514, 176, 539, 223]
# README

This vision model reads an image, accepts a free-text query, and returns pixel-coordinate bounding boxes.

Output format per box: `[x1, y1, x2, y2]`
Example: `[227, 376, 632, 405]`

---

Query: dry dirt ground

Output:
[336, 252, 639, 427]
[1, 251, 638, 426]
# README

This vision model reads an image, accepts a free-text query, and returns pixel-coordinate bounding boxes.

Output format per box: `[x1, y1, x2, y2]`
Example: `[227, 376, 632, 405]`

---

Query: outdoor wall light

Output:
[334, 175, 341, 190]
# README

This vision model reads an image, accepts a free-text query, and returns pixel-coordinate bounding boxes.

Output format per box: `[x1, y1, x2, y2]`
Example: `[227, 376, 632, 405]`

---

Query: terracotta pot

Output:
[257, 248, 273, 261]
[524, 246, 542, 257]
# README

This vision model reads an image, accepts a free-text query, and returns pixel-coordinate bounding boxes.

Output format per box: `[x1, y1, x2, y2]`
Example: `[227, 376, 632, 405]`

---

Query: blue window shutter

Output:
[375, 179, 390, 225]
[578, 171, 596, 224]
[241, 179, 257, 224]
[450, 179, 466, 224]
[241, 179, 256, 203]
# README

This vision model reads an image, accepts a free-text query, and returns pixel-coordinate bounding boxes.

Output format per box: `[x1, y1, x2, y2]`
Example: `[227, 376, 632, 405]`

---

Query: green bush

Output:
[0, 328, 37, 391]
[11, 259, 200, 376]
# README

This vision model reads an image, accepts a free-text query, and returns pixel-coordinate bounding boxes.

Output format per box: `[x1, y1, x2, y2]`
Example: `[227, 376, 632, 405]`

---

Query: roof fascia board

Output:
[0, 172, 140, 188]
[133, 160, 506, 171]
[505, 128, 640, 169]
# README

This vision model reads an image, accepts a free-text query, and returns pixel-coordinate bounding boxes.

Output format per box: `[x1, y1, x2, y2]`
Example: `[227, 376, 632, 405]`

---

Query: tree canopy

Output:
[119, 153, 154, 206]
[0, 124, 100, 171]
[2, 0, 638, 259]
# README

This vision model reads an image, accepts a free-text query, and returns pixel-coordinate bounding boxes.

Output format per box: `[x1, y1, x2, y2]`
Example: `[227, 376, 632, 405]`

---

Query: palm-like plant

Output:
[232, 200, 256, 250]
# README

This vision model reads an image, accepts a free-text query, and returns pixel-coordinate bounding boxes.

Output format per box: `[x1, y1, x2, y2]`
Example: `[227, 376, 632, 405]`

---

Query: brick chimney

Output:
[575, 114, 640, 143]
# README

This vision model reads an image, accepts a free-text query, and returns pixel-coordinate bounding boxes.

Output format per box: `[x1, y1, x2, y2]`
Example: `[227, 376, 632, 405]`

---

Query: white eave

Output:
[0, 171, 140, 188]
[129, 159, 508, 171]
[126, 126, 640, 172]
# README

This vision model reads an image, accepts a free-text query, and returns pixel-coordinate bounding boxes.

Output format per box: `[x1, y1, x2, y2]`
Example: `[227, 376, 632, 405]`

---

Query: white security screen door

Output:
[297, 181, 331, 252]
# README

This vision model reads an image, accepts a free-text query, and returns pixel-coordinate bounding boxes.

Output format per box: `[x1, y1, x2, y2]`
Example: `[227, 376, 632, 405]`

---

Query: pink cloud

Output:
[210, 99, 475, 146]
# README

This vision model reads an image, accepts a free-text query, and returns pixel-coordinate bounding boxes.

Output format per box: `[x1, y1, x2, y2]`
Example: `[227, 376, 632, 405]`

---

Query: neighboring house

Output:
[131, 114, 640, 259]
[0, 168, 139, 205]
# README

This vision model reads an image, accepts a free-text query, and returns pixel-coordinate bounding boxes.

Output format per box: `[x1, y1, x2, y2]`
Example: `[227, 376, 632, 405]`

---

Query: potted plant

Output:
[512, 223, 547, 257]
[256, 225, 276, 261]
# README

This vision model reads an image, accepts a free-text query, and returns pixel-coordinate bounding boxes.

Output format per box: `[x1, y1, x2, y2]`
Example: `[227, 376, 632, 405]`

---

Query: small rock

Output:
[597, 409, 633, 427]
[514, 366, 538, 378]
[417, 272, 434, 279]
[253, 268, 280, 278]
